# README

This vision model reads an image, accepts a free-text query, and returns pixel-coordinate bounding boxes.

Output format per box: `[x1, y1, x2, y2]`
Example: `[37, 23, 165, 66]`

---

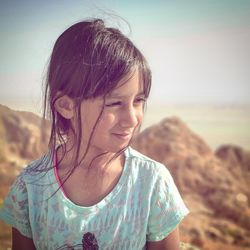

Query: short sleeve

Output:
[147, 165, 189, 241]
[0, 172, 32, 238]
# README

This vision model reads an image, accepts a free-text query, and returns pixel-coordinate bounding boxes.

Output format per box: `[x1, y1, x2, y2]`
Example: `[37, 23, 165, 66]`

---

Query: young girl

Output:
[0, 18, 189, 250]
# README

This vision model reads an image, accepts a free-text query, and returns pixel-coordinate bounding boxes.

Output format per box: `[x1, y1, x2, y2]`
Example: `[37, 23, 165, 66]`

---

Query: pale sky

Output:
[0, 0, 250, 114]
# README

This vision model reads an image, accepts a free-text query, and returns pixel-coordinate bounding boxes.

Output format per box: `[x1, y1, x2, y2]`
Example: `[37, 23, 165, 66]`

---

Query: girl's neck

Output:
[56, 141, 123, 173]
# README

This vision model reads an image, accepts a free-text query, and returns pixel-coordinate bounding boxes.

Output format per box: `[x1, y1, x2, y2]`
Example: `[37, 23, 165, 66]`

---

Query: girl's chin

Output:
[95, 143, 129, 154]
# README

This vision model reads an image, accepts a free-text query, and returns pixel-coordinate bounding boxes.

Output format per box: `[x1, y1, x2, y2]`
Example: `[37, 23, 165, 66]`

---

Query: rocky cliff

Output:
[0, 104, 49, 163]
[132, 117, 250, 250]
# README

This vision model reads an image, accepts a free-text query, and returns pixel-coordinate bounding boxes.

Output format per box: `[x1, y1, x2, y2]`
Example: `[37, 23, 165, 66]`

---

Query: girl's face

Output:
[75, 70, 145, 154]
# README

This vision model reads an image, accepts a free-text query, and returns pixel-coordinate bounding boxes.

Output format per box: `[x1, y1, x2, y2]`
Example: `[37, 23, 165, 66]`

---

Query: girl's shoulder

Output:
[127, 146, 160, 163]
[20, 151, 53, 181]
[126, 146, 169, 176]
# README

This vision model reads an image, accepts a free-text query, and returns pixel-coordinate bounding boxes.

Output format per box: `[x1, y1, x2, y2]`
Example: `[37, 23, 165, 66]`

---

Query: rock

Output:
[0, 104, 50, 163]
[132, 117, 250, 249]
[180, 242, 201, 250]
[215, 145, 250, 171]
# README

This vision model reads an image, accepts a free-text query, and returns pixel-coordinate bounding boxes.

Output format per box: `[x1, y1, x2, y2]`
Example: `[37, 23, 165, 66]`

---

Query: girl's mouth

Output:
[112, 133, 132, 140]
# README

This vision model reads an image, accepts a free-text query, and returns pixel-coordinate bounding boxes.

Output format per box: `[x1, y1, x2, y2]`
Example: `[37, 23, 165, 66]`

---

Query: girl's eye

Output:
[105, 97, 146, 107]
[134, 97, 146, 104]
[105, 101, 122, 107]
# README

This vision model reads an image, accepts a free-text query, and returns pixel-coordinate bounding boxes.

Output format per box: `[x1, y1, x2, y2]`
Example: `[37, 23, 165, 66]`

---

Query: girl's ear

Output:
[54, 95, 75, 119]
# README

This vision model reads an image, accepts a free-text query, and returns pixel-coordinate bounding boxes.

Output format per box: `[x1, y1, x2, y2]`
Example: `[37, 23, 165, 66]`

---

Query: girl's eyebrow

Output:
[106, 91, 145, 99]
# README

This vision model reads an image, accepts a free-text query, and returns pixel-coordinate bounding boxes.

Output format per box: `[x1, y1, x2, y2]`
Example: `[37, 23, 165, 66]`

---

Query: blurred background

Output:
[0, 1, 250, 250]
[1, 0, 250, 149]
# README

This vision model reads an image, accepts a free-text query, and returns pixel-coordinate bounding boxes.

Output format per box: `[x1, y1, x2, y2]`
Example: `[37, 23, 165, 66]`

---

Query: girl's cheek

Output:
[137, 110, 144, 123]
[98, 112, 117, 128]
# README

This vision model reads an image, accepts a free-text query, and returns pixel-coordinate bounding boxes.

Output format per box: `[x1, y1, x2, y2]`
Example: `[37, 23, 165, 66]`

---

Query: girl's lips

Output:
[112, 133, 132, 140]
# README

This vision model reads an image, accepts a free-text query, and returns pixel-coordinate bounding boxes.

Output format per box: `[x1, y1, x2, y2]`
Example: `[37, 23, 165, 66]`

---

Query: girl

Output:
[0, 18, 189, 249]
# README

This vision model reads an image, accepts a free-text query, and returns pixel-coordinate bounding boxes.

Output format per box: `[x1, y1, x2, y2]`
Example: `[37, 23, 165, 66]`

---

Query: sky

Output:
[0, 0, 250, 114]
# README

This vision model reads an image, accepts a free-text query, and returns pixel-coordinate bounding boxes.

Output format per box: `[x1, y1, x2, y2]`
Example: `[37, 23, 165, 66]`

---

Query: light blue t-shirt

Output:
[0, 147, 189, 249]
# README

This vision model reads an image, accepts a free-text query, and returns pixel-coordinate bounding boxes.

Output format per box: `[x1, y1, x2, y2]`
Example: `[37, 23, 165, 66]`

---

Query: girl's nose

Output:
[119, 106, 139, 128]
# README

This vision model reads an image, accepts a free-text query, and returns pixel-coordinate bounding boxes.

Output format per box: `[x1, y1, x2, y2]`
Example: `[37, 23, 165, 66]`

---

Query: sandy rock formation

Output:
[0, 104, 50, 164]
[132, 117, 250, 250]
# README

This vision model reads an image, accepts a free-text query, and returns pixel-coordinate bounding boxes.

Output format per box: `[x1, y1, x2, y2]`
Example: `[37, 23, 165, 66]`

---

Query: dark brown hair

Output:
[42, 18, 151, 181]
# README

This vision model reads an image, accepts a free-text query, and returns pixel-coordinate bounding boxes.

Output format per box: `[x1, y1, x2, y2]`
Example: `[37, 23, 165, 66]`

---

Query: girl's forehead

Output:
[107, 70, 144, 98]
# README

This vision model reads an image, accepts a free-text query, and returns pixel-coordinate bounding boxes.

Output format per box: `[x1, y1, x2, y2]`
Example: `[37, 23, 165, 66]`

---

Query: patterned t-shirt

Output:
[0, 147, 189, 249]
